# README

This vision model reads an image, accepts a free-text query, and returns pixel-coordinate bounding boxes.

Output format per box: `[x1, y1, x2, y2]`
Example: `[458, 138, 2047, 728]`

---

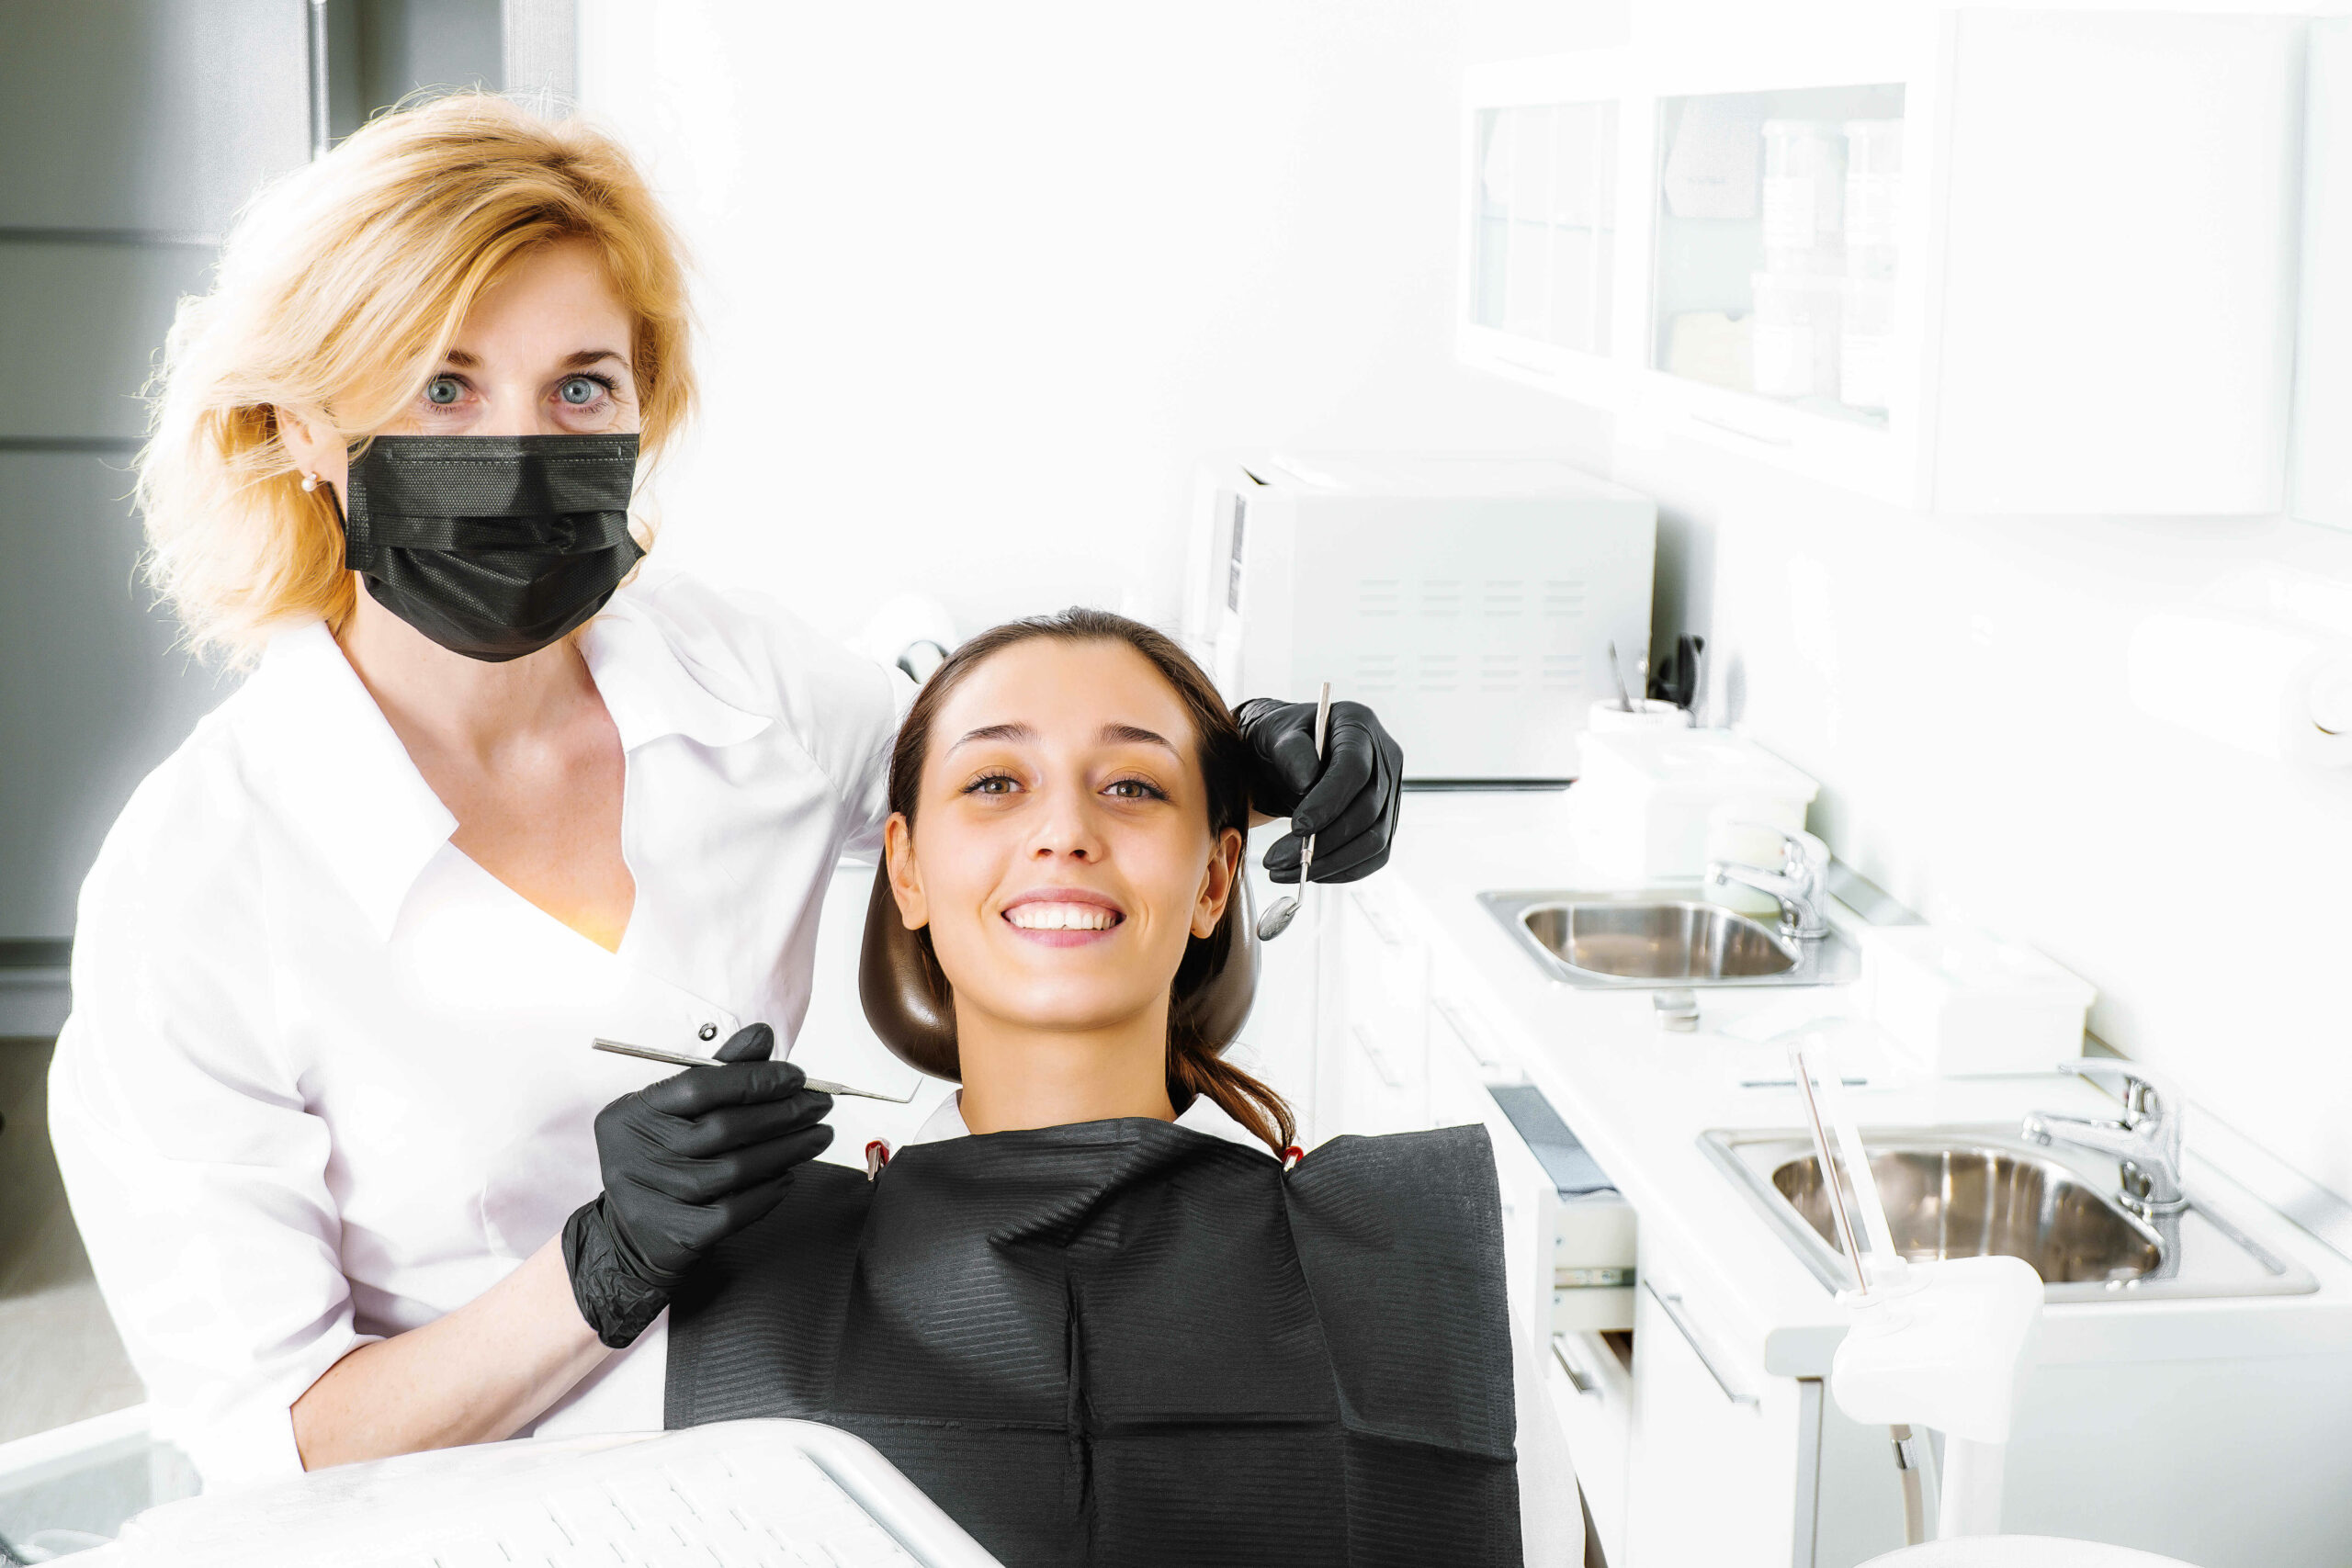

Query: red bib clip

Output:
[865, 1140, 892, 1181]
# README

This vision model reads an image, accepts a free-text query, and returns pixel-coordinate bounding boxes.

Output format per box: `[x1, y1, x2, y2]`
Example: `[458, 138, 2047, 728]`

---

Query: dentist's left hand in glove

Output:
[564, 1023, 835, 1348]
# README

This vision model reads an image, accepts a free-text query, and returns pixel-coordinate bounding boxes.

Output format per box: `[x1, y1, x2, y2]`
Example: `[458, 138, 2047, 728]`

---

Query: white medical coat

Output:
[47, 563, 910, 1489]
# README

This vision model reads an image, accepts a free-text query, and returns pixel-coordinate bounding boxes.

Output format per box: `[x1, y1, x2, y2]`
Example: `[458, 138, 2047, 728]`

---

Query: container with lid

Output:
[1860, 926, 2096, 1077]
[1760, 119, 1847, 274]
[1841, 118, 1904, 280]
[1566, 729, 1820, 880]
[1751, 270, 1844, 401]
[1839, 275, 1896, 412]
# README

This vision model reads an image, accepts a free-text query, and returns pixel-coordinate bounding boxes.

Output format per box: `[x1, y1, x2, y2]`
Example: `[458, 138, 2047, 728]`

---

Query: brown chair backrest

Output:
[856, 863, 1260, 1080]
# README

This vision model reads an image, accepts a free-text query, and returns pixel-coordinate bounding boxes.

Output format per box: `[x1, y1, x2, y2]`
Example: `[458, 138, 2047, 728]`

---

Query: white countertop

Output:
[1375, 791, 2352, 1379]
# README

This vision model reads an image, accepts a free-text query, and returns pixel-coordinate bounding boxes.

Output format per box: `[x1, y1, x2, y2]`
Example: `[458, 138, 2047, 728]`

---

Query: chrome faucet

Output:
[2022, 1061, 2188, 1217]
[1706, 824, 1831, 941]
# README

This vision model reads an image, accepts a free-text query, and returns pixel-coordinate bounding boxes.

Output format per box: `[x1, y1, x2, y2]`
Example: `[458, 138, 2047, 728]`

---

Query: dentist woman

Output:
[47, 94, 1403, 1489]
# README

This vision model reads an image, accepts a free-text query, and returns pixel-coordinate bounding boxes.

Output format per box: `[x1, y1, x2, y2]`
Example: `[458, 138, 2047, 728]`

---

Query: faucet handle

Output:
[1723, 821, 1829, 888]
[2060, 1059, 2178, 1128]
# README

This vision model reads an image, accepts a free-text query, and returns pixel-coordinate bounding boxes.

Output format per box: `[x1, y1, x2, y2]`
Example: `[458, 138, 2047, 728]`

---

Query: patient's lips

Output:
[1001, 886, 1125, 946]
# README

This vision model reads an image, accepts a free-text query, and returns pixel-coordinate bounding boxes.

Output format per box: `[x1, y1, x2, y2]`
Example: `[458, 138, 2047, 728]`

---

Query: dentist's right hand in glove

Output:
[562, 1022, 833, 1347]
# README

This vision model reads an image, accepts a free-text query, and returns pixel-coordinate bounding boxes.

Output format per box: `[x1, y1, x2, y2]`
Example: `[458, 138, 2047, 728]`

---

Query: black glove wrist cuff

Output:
[561, 1199, 673, 1350]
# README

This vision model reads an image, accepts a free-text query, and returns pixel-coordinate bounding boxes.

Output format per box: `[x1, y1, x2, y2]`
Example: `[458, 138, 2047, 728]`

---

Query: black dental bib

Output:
[665, 1119, 1523, 1568]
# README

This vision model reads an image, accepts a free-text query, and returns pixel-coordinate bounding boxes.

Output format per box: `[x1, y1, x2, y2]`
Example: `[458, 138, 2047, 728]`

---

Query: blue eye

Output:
[559, 375, 604, 406]
[424, 376, 463, 406]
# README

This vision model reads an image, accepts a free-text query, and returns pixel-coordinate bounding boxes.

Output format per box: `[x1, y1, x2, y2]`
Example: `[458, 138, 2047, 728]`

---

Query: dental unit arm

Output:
[1784, 1035, 2045, 1544]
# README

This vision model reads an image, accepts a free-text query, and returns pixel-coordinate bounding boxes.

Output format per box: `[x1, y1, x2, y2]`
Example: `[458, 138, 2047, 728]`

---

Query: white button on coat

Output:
[46, 562, 912, 1490]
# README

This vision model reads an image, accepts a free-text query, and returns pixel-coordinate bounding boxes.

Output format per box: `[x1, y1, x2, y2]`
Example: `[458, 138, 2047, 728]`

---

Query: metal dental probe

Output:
[1254, 681, 1332, 942]
[591, 1038, 919, 1101]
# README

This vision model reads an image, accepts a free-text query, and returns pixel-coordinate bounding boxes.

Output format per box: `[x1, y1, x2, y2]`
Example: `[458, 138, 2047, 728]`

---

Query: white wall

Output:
[576, 0, 1612, 642]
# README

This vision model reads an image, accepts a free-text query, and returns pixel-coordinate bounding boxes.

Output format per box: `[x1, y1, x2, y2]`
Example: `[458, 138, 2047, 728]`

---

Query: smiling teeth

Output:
[1006, 903, 1118, 931]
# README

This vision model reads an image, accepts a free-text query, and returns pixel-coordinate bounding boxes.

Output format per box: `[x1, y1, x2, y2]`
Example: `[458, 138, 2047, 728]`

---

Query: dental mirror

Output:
[1254, 682, 1332, 942]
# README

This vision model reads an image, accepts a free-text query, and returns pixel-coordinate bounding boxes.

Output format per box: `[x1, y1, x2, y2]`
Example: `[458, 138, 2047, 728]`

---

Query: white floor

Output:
[0, 1037, 142, 1447]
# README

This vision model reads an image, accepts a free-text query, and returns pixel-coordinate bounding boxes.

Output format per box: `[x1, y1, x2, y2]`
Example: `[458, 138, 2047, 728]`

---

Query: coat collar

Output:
[243, 623, 460, 942]
[247, 594, 772, 942]
[576, 591, 773, 753]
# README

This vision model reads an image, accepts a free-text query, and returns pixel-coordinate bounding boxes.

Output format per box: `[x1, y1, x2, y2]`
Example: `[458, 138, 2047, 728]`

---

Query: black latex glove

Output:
[1236, 697, 1405, 885]
[561, 1023, 833, 1348]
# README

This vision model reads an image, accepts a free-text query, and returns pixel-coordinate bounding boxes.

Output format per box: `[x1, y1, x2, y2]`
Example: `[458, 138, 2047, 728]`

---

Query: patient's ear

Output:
[1192, 828, 1245, 939]
[884, 814, 929, 931]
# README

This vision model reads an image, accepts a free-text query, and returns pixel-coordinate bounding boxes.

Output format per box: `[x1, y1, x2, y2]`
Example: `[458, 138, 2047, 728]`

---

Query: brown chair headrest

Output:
[857, 862, 1261, 1081]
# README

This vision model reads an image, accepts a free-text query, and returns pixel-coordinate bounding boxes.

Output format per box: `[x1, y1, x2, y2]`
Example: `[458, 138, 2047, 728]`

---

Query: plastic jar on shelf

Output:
[1760, 119, 1846, 273]
[1842, 118, 1904, 280]
[1750, 270, 1843, 400]
[1839, 276, 1895, 412]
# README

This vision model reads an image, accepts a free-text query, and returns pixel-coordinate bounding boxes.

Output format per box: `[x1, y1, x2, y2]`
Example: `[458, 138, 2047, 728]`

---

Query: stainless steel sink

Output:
[1702, 1126, 2317, 1302]
[1481, 887, 1860, 989]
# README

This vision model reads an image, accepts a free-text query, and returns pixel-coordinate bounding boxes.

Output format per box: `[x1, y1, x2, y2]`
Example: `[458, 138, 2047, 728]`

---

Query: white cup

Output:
[1587, 697, 1693, 733]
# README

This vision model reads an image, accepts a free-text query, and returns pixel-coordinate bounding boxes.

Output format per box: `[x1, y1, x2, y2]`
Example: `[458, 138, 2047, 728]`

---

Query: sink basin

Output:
[1524, 899, 1797, 979]
[1702, 1126, 2317, 1302]
[1481, 888, 1860, 989]
[1773, 1144, 2163, 1284]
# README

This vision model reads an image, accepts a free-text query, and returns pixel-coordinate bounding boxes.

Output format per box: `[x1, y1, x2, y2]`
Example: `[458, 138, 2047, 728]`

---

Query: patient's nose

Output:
[1024, 780, 1105, 862]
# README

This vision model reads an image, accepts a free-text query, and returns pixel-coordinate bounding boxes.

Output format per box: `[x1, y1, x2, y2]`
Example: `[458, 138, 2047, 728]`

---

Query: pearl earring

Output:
[300, 473, 320, 492]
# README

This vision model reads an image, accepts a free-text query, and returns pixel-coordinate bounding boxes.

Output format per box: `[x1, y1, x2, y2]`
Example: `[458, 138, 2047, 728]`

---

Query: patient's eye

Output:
[963, 772, 1022, 796]
[1103, 778, 1167, 802]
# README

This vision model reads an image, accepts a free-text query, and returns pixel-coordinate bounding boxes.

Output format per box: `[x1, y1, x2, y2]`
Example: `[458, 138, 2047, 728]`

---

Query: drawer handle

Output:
[1644, 1280, 1759, 1408]
[1551, 1333, 1600, 1396]
[1431, 998, 1506, 1069]
[1351, 1023, 1407, 1089]
[1353, 894, 1409, 948]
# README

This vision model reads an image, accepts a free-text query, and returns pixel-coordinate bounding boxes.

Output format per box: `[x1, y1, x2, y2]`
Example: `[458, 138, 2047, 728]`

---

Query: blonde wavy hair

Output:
[138, 93, 695, 664]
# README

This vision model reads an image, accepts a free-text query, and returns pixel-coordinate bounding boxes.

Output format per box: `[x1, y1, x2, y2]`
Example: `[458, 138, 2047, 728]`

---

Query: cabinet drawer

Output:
[1340, 885, 1426, 1017]
[1340, 1021, 1424, 1136]
[1623, 1253, 1814, 1568]
[1548, 1329, 1633, 1566]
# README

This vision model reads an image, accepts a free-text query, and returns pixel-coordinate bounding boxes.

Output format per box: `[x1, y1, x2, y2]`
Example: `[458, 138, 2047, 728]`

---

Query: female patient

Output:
[665, 611, 1576, 1566]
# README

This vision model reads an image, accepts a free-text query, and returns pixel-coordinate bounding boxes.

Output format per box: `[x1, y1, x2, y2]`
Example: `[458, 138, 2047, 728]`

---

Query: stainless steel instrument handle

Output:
[1644, 1280, 1760, 1408]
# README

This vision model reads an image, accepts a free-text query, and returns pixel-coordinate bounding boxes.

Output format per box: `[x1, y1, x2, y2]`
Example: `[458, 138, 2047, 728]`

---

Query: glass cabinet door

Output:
[1471, 99, 1619, 356]
[1649, 84, 1905, 426]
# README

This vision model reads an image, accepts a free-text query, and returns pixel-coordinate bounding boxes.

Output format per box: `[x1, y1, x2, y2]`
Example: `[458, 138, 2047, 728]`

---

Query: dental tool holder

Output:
[1786, 1040, 2045, 1542]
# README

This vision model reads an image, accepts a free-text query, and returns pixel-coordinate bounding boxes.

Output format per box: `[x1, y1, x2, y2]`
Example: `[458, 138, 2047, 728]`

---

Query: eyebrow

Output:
[437, 348, 632, 371]
[950, 722, 1036, 750]
[945, 720, 1180, 756]
[1100, 723, 1180, 755]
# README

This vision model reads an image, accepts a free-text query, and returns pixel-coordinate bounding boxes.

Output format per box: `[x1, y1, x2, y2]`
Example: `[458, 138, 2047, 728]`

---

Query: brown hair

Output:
[887, 608, 1295, 1155]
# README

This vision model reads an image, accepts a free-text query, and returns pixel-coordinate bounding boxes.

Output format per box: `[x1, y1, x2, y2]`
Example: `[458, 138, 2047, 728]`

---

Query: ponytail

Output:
[1169, 1038, 1295, 1156]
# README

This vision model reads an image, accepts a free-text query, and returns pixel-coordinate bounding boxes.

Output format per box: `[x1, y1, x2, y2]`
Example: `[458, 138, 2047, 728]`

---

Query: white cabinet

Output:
[1462, 13, 2307, 513]
[1458, 51, 1639, 407]
[1623, 1258, 1821, 1568]
[1323, 885, 1431, 1137]
[2292, 18, 2352, 532]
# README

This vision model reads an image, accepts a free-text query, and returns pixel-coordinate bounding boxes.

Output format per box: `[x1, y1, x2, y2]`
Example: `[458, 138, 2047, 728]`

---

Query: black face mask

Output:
[335, 434, 644, 663]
